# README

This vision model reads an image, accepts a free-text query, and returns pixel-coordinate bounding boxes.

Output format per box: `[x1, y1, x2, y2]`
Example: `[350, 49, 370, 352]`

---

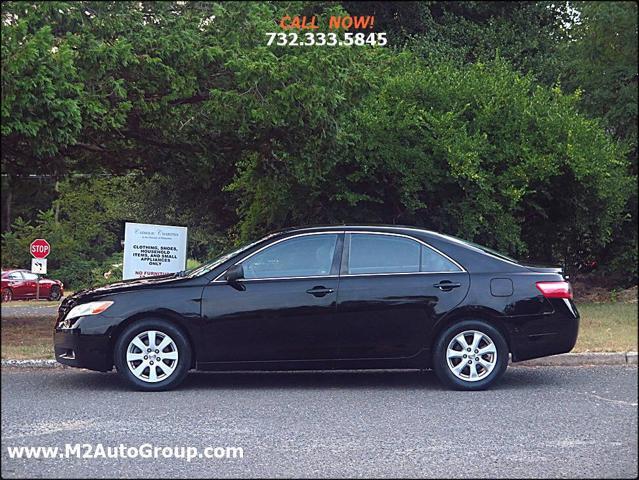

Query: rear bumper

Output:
[509, 299, 580, 362]
[54, 328, 113, 372]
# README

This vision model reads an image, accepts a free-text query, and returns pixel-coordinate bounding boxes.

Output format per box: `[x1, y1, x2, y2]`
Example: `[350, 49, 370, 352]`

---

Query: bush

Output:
[231, 58, 634, 271]
[56, 259, 100, 291]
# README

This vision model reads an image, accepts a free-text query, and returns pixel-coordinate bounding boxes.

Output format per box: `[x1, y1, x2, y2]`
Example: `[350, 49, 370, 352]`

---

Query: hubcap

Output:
[126, 330, 178, 383]
[446, 330, 497, 382]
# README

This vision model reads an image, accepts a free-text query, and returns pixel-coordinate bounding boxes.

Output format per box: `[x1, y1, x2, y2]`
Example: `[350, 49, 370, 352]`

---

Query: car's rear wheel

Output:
[1, 288, 12, 303]
[48, 286, 62, 301]
[433, 320, 508, 390]
[114, 318, 191, 391]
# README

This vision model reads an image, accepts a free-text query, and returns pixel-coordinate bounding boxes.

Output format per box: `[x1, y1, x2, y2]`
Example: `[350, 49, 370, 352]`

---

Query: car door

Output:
[6, 272, 30, 299]
[199, 232, 344, 363]
[20, 272, 40, 298]
[334, 232, 470, 359]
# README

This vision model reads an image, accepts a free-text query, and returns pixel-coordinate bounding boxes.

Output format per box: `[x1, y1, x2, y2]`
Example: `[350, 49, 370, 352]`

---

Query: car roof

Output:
[276, 224, 439, 235]
[275, 224, 468, 245]
[2, 269, 31, 275]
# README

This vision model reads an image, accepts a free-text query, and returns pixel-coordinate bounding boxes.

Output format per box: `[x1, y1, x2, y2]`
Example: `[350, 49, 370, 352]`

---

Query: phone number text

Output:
[266, 32, 387, 47]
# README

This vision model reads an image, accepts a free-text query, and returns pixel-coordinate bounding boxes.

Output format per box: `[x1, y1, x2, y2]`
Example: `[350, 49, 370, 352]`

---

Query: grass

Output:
[1, 291, 74, 308]
[1, 314, 56, 360]
[573, 302, 637, 353]
[2, 300, 63, 308]
[1, 300, 636, 360]
[2, 343, 54, 360]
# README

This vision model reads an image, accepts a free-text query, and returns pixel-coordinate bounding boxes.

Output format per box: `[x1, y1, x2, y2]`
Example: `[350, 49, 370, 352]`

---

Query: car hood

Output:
[68, 273, 192, 303]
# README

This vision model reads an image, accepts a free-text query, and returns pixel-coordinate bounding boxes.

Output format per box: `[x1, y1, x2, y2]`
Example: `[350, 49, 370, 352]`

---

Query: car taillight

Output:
[536, 281, 573, 299]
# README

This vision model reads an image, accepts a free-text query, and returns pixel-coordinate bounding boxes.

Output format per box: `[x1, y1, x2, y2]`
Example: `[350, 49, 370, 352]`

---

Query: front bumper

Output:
[509, 298, 580, 362]
[54, 328, 113, 372]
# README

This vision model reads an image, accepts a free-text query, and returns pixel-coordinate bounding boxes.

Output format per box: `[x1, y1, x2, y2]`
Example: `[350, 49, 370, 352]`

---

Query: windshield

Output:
[184, 234, 278, 278]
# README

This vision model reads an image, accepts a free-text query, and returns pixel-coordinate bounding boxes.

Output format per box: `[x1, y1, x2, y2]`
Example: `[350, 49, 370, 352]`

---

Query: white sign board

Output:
[31, 258, 47, 274]
[122, 222, 188, 280]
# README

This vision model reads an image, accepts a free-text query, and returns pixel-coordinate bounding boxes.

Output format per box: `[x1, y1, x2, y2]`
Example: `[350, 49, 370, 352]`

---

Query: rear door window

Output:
[348, 234, 420, 274]
[348, 233, 462, 274]
[420, 245, 462, 273]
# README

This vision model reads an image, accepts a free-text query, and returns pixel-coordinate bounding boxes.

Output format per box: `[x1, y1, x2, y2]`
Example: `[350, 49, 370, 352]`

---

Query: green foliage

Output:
[1, 3, 83, 174]
[561, 2, 637, 154]
[90, 251, 122, 287]
[2, 175, 130, 288]
[1, 1, 636, 287]
[231, 57, 631, 267]
[342, 2, 571, 84]
[186, 258, 201, 270]
[1, 210, 71, 271]
[559, 1, 638, 285]
[0, 172, 213, 289]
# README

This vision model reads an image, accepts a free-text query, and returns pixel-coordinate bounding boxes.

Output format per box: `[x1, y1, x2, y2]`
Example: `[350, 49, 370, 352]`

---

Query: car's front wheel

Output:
[433, 320, 508, 390]
[114, 319, 191, 391]
[1, 288, 12, 303]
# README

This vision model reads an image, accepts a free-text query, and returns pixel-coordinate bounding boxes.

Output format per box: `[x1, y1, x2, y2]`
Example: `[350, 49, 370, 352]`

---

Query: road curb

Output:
[511, 352, 637, 367]
[1, 359, 64, 368]
[2, 352, 638, 369]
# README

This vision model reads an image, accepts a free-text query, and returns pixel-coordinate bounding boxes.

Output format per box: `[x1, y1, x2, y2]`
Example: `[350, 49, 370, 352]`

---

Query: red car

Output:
[1, 269, 64, 302]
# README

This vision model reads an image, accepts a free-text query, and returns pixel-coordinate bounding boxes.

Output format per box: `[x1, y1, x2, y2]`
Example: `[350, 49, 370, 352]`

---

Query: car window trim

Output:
[341, 231, 466, 276]
[212, 232, 345, 282]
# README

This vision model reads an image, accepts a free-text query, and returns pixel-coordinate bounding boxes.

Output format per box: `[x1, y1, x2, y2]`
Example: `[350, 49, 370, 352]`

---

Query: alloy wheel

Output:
[126, 330, 179, 383]
[446, 330, 497, 382]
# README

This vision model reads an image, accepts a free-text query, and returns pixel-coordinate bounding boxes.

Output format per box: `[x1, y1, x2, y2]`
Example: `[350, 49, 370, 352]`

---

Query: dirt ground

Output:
[572, 283, 637, 303]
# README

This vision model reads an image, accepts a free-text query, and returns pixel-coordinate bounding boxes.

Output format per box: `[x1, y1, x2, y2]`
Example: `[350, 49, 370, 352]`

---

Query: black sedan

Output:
[54, 225, 579, 391]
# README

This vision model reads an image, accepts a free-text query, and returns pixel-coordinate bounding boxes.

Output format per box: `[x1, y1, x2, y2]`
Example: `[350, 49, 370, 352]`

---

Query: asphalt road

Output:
[1, 366, 637, 478]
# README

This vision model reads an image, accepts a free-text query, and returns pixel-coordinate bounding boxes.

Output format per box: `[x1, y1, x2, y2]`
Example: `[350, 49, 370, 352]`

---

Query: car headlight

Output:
[66, 301, 114, 320]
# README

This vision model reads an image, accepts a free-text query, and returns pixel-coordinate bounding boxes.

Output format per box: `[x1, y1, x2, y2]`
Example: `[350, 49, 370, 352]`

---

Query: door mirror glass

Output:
[225, 264, 244, 283]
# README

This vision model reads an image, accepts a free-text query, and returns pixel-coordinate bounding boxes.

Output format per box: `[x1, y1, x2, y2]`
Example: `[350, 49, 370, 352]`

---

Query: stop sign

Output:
[30, 239, 51, 259]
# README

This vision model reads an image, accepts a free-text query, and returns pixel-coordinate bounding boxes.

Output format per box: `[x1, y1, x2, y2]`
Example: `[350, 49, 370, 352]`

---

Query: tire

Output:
[433, 319, 508, 391]
[114, 318, 192, 391]
[48, 286, 62, 301]
[1, 288, 12, 303]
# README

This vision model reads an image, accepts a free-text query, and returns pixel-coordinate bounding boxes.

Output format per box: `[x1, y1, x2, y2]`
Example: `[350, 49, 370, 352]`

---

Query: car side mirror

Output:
[225, 264, 244, 284]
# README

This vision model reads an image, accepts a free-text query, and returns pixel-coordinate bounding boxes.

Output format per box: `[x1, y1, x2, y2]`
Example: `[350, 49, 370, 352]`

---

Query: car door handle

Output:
[306, 286, 334, 297]
[434, 281, 461, 291]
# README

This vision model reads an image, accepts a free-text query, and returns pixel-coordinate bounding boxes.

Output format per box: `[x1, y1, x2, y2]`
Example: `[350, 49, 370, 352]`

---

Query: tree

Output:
[561, 2, 637, 155]
[342, 1, 572, 84]
[560, 1, 638, 284]
[231, 57, 632, 269]
[1, 1, 635, 287]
